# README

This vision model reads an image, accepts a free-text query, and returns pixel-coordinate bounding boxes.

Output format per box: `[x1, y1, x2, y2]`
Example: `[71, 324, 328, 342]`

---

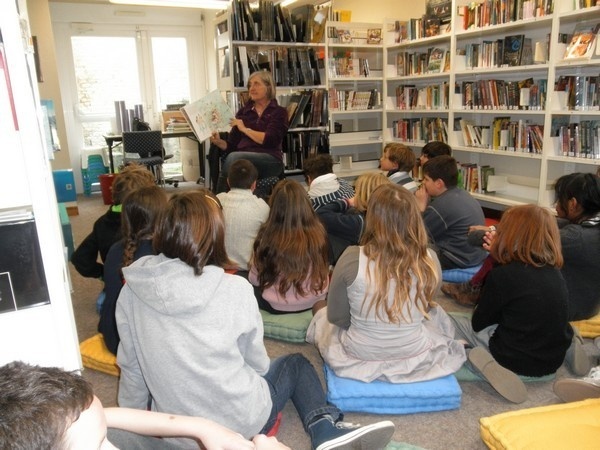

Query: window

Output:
[51, 3, 207, 191]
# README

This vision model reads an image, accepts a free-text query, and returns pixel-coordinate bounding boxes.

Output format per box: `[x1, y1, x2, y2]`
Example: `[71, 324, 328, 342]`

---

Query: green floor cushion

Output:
[480, 398, 600, 450]
[455, 364, 554, 382]
[260, 309, 313, 343]
[80, 333, 120, 377]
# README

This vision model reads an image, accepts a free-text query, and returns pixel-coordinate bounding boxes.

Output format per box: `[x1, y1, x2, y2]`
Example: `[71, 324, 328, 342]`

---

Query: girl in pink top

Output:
[249, 179, 329, 313]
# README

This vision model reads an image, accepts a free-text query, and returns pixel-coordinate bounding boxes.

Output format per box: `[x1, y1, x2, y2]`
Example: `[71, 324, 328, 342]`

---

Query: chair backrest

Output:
[122, 130, 163, 159]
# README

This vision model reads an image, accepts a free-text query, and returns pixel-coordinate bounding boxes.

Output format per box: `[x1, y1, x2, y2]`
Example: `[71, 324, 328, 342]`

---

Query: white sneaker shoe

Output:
[553, 366, 600, 403]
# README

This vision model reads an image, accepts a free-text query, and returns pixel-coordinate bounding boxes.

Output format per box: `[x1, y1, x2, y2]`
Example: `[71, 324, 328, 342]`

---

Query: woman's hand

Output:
[482, 229, 496, 251]
[210, 132, 227, 151]
[230, 118, 246, 132]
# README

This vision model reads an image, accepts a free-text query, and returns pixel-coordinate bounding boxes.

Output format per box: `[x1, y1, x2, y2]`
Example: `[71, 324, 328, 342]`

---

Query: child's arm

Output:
[105, 407, 289, 449]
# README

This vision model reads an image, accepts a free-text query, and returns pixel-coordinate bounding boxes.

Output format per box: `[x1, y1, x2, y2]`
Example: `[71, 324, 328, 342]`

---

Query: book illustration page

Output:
[181, 90, 234, 141]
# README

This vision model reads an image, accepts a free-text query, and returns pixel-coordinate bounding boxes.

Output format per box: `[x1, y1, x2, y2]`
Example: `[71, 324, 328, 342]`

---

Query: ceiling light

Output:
[109, 0, 229, 9]
[280, 0, 299, 6]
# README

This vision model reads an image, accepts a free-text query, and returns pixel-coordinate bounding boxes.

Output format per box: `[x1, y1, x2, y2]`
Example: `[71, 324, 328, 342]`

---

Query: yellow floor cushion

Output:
[571, 313, 600, 338]
[80, 333, 120, 377]
[480, 398, 600, 450]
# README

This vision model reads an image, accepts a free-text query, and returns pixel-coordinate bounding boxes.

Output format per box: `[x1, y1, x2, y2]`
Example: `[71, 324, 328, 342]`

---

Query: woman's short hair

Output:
[353, 172, 391, 213]
[248, 70, 276, 100]
[491, 204, 563, 268]
[153, 189, 230, 275]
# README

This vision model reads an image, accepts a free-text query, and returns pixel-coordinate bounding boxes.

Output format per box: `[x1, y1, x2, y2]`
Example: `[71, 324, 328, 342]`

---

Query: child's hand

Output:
[414, 185, 429, 212]
[252, 434, 291, 450]
[482, 229, 496, 251]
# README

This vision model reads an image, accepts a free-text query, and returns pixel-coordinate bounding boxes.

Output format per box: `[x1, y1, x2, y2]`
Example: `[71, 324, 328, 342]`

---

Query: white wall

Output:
[0, 0, 81, 371]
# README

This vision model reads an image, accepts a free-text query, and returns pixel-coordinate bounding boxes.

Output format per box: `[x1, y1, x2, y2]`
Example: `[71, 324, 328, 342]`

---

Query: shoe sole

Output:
[468, 347, 527, 403]
[315, 421, 395, 450]
[567, 326, 591, 377]
[553, 378, 600, 403]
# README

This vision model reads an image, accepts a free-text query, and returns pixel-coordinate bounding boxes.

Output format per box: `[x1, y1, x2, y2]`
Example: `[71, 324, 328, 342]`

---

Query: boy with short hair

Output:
[303, 154, 354, 210]
[0, 361, 289, 450]
[217, 159, 270, 271]
[415, 155, 487, 270]
[379, 143, 418, 192]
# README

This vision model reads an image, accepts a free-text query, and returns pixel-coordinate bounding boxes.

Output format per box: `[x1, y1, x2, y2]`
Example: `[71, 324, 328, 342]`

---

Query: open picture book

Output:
[180, 90, 235, 142]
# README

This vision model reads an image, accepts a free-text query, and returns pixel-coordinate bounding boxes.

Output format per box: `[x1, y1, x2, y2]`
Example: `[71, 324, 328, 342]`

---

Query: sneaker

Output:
[441, 282, 479, 307]
[565, 326, 591, 377]
[468, 346, 527, 403]
[309, 415, 394, 450]
[553, 366, 600, 403]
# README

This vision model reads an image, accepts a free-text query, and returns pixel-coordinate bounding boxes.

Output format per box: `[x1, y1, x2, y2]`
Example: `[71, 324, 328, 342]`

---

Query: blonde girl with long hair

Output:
[307, 183, 466, 383]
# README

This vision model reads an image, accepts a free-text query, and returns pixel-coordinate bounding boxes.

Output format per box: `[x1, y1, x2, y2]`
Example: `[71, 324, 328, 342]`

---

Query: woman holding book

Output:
[210, 70, 288, 194]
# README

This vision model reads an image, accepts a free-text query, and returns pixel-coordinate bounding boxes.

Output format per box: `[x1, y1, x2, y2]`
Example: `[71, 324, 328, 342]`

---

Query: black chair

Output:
[122, 130, 177, 187]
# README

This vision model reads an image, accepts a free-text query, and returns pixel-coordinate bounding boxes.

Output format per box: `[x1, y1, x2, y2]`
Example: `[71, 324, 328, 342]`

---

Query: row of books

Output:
[459, 78, 547, 110]
[390, 117, 448, 143]
[234, 46, 323, 88]
[328, 88, 380, 111]
[459, 34, 533, 69]
[279, 88, 327, 129]
[283, 131, 328, 170]
[231, 0, 321, 43]
[394, 82, 450, 110]
[457, 0, 553, 31]
[395, 47, 450, 76]
[390, 15, 451, 43]
[459, 117, 544, 153]
[328, 55, 372, 78]
[574, 0, 599, 9]
[553, 120, 600, 159]
[555, 75, 600, 111]
[458, 163, 496, 194]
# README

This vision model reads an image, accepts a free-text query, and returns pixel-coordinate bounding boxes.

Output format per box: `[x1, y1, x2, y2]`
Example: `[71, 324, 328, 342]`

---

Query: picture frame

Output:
[367, 28, 382, 45]
[337, 29, 352, 43]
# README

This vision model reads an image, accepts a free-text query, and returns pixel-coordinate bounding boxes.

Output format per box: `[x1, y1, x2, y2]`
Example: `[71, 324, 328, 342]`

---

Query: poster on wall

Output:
[0, 211, 50, 314]
[40, 99, 61, 153]
[0, 29, 19, 130]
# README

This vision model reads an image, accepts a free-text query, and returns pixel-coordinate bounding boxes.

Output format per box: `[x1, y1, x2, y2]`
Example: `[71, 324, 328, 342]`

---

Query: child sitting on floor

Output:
[307, 183, 466, 383]
[379, 143, 418, 192]
[449, 204, 574, 403]
[249, 179, 329, 314]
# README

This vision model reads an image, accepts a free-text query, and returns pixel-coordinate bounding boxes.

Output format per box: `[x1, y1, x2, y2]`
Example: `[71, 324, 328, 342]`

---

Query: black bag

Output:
[132, 117, 151, 131]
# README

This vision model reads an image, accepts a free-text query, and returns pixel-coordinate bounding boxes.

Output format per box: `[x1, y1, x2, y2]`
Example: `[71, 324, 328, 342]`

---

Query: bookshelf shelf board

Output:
[455, 16, 554, 39]
[471, 192, 536, 207]
[453, 146, 543, 159]
[452, 108, 545, 115]
[329, 76, 384, 82]
[547, 155, 600, 165]
[387, 73, 450, 81]
[549, 110, 600, 116]
[388, 34, 451, 49]
[555, 59, 600, 69]
[330, 108, 382, 115]
[329, 136, 383, 146]
[288, 126, 327, 133]
[387, 108, 450, 114]
[231, 40, 325, 48]
[327, 42, 383, 49]
[454, 64, 549, 77]
[560, 6, 600, 21]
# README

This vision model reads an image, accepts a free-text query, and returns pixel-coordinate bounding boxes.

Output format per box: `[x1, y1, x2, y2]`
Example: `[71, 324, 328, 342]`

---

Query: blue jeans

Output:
[216, 151, 283, 193]
[260, 354, 341, 434]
